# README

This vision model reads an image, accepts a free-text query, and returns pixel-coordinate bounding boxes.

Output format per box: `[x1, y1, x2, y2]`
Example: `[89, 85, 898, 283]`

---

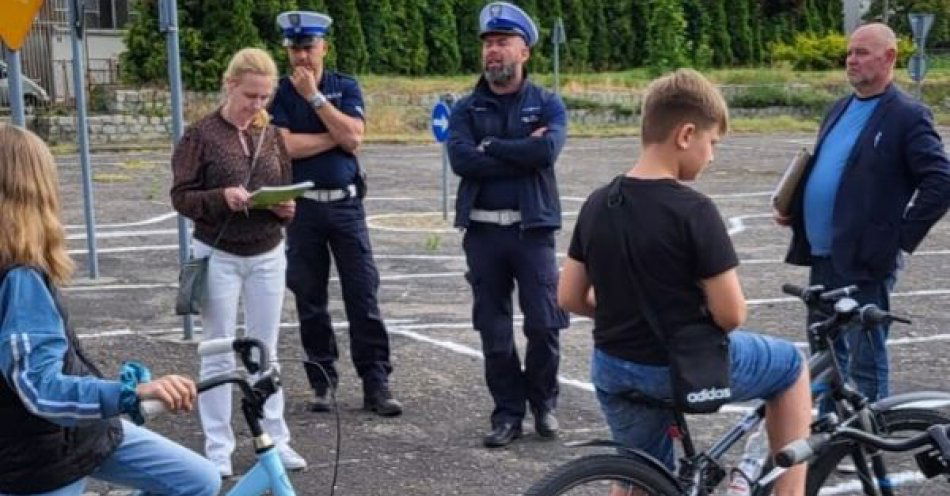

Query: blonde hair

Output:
[222, 47, 279, 128]
[0, 124, 74, 285]
[640, 68, 729, 145]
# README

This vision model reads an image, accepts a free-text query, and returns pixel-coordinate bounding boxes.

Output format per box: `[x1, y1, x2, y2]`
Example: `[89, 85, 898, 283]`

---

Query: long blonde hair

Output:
[222, 47, 278, 129]
[0, 124, 74, 285]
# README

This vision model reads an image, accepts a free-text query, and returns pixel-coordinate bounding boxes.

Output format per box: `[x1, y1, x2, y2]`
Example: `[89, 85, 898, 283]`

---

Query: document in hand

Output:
[771, 148, 811, 216]
[250, 181, 315, 208]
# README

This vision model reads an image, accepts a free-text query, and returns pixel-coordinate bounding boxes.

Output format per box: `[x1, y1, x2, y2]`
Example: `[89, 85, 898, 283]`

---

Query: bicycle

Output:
[775, 421, 950, 493]
[524, 284, 950, 496]
[137, 337, 298, 496]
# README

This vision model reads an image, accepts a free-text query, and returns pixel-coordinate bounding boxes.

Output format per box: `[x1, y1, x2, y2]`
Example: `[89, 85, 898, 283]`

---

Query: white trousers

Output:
[193, 240, 291, 463]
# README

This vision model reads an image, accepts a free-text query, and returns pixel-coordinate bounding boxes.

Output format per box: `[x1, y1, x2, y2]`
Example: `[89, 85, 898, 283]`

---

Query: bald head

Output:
[852, 23, 898, 51]
[846, 22, 898, 97]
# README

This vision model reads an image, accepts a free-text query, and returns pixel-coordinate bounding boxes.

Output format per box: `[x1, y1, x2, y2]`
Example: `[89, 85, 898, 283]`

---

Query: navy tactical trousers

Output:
[286, 197, 392, 394]
[463, 223, 569, 427]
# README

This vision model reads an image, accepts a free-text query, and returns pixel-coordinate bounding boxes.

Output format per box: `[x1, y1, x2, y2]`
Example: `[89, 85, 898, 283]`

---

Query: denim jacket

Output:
[447, 75, 566, 230]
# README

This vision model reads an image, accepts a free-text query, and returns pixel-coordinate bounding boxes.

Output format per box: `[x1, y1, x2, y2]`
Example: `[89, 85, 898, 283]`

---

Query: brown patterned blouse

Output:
[170, 110, 292, 256]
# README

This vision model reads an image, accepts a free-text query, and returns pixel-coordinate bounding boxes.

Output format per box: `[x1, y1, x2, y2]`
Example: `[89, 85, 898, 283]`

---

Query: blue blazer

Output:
[786, 84, 950, 281]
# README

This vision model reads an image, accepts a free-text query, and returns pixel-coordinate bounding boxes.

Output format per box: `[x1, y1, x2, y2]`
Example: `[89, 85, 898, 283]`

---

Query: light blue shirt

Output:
[804, 95, 880, 255]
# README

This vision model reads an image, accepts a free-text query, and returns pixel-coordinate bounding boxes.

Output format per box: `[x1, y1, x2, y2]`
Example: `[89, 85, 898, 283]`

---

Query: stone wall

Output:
[38, 114, 173, 144]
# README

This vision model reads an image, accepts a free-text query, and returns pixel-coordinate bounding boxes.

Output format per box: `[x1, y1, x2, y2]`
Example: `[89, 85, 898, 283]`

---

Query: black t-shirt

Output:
[567, 176, 739, 365]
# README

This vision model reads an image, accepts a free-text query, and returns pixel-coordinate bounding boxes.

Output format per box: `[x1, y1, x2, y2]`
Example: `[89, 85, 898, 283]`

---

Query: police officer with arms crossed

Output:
[447, 2, 569, 448]
[270, 11, 401, 416]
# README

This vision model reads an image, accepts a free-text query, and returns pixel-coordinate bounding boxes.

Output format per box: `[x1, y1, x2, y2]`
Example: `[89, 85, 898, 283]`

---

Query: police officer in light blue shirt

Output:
[447, 1, 569, 448]
[269, 11, 402, 417]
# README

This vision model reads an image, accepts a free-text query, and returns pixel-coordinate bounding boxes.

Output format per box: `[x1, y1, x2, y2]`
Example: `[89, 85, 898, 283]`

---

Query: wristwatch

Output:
[308, 92, 327, 110]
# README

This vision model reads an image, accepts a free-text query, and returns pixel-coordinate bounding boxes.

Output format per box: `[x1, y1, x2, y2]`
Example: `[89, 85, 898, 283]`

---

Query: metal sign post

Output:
[908, 13, 935, 100]
[552, 18, 566, 95]
[4, 51, 27, 126]
[1, 0, 44, 126]
[431, 97, 452, 220]
[69, 0, 100, 279]
[160, 0, 194, 340]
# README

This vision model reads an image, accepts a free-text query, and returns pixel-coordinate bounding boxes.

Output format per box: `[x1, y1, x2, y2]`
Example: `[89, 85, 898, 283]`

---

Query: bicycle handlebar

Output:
[774, 433, 831, 467]
[776, 425, 950, 468]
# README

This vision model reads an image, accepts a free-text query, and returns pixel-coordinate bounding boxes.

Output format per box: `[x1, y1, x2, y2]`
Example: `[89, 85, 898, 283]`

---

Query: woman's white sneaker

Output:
[279, 446, 307, 471]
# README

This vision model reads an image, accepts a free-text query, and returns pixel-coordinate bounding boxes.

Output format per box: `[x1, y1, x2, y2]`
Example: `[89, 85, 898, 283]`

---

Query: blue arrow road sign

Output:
[431, 101, 451, 143]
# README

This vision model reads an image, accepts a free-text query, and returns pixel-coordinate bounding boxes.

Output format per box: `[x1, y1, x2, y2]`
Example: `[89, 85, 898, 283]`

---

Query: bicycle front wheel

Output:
[809, 408, 950, 496]
[525, 454, 680, 496]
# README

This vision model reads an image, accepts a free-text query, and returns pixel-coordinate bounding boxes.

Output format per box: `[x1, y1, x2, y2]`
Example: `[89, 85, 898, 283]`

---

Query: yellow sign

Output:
[0, 0, 45, 51]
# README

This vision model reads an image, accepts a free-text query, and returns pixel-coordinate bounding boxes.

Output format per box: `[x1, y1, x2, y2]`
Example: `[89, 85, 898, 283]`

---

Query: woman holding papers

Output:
[170, 47, 306, 476]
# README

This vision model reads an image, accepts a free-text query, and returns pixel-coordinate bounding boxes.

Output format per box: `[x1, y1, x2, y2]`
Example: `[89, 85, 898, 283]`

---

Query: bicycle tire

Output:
[525, 453, 680, 496]
[752, 407, 950, 496]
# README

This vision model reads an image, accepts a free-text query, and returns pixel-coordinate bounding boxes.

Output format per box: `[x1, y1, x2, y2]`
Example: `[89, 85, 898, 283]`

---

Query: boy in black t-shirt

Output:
[558, 69, 810, 495]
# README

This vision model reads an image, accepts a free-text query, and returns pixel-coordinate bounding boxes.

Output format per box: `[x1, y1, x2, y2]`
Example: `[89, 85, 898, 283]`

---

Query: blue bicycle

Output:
[139, 337, 297, 496]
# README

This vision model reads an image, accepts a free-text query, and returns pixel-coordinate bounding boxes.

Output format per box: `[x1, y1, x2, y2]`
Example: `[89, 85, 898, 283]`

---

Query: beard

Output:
[484, 62, 517, 86]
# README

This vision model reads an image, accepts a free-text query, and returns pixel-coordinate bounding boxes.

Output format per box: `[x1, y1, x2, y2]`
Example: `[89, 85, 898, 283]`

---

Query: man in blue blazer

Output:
[776, 23, 950, 407]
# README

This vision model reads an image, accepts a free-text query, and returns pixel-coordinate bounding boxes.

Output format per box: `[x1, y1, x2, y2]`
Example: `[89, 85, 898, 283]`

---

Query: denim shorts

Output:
[591, 330, 804, 470]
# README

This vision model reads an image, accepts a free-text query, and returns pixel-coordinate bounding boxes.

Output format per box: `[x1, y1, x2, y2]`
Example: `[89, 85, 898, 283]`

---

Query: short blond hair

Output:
[0, 124, 74, 285]
[222, 47, 279, 128]
[640, 69, 729, 145]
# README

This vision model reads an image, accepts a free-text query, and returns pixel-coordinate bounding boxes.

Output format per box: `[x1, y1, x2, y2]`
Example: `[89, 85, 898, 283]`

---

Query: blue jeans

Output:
[18, 420, 220, 496]
[809, 256, 895, 413]
[592, 331, 804, 470]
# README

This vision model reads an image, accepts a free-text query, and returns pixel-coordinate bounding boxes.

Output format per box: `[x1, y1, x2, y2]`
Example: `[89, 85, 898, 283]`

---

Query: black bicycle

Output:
[524, 285, 950, 496]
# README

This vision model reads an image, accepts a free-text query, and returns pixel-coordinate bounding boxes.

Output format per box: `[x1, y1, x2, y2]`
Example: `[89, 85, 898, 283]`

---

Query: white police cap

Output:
[479, 2, 539, 47]
[276, 11, 332, 47]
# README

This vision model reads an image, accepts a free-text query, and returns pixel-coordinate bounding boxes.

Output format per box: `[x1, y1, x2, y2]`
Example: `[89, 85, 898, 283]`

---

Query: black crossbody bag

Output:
[605, 176, 732, 414]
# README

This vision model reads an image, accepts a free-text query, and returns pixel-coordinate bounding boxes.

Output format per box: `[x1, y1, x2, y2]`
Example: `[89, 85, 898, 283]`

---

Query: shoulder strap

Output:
[208, 125, 269, 251]
[604, 176, 669, 349]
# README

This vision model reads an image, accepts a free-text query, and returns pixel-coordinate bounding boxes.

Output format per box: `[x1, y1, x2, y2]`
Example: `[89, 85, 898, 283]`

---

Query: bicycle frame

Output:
[226, 446, 295, 496]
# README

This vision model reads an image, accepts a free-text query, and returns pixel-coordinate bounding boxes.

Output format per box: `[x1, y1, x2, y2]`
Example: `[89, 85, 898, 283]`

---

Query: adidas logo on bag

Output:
[686, 387, 732, 404]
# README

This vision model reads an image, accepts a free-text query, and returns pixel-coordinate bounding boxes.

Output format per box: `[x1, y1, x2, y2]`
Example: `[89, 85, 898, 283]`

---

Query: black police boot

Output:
[533, 410, 559, 439]
[483, 422, 522, 448]
[363, 386, 403, 417]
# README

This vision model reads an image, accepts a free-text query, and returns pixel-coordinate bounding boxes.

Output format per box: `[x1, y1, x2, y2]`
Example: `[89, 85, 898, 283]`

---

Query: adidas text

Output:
[686, 387, 731, 403]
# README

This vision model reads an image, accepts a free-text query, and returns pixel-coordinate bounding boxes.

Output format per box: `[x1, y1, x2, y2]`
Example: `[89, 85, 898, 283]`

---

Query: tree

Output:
[121, 0, 167, 85]
[604, 0, 636, 68]
[645, 0, 688, 73]
[708, 0, 733, 66]
[326, 0, 369, 73]
[390, 0, 428, 74]
[359, 0, 398, 73]
[425, 0, 462, 73]
[454, 0, 485, 73]
[249, 0, 298, 70]
[587, 0, 610, 70]
[561, 0, 591, 71]
[187, 0, 262, 90]
[682, 0, 712, 67]
[728, 0, 755, 64]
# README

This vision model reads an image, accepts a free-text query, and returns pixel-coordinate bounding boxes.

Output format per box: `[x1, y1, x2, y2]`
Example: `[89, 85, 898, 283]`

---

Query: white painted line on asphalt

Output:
[67, 228, 178, 240]
[817, 471, 924, 495]
[742, 249, 950, 264]
[68, 244, 182, 255]
[388, 325, 756, 415]
[747, 289, 950, 306]
[728, 213, 772, 235]
[75, 318, 419, 339]
[65, 212, 178, 230]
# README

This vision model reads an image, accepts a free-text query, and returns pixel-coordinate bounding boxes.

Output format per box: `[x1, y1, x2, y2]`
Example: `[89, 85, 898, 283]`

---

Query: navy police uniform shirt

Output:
[269, 71, 365, 189]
